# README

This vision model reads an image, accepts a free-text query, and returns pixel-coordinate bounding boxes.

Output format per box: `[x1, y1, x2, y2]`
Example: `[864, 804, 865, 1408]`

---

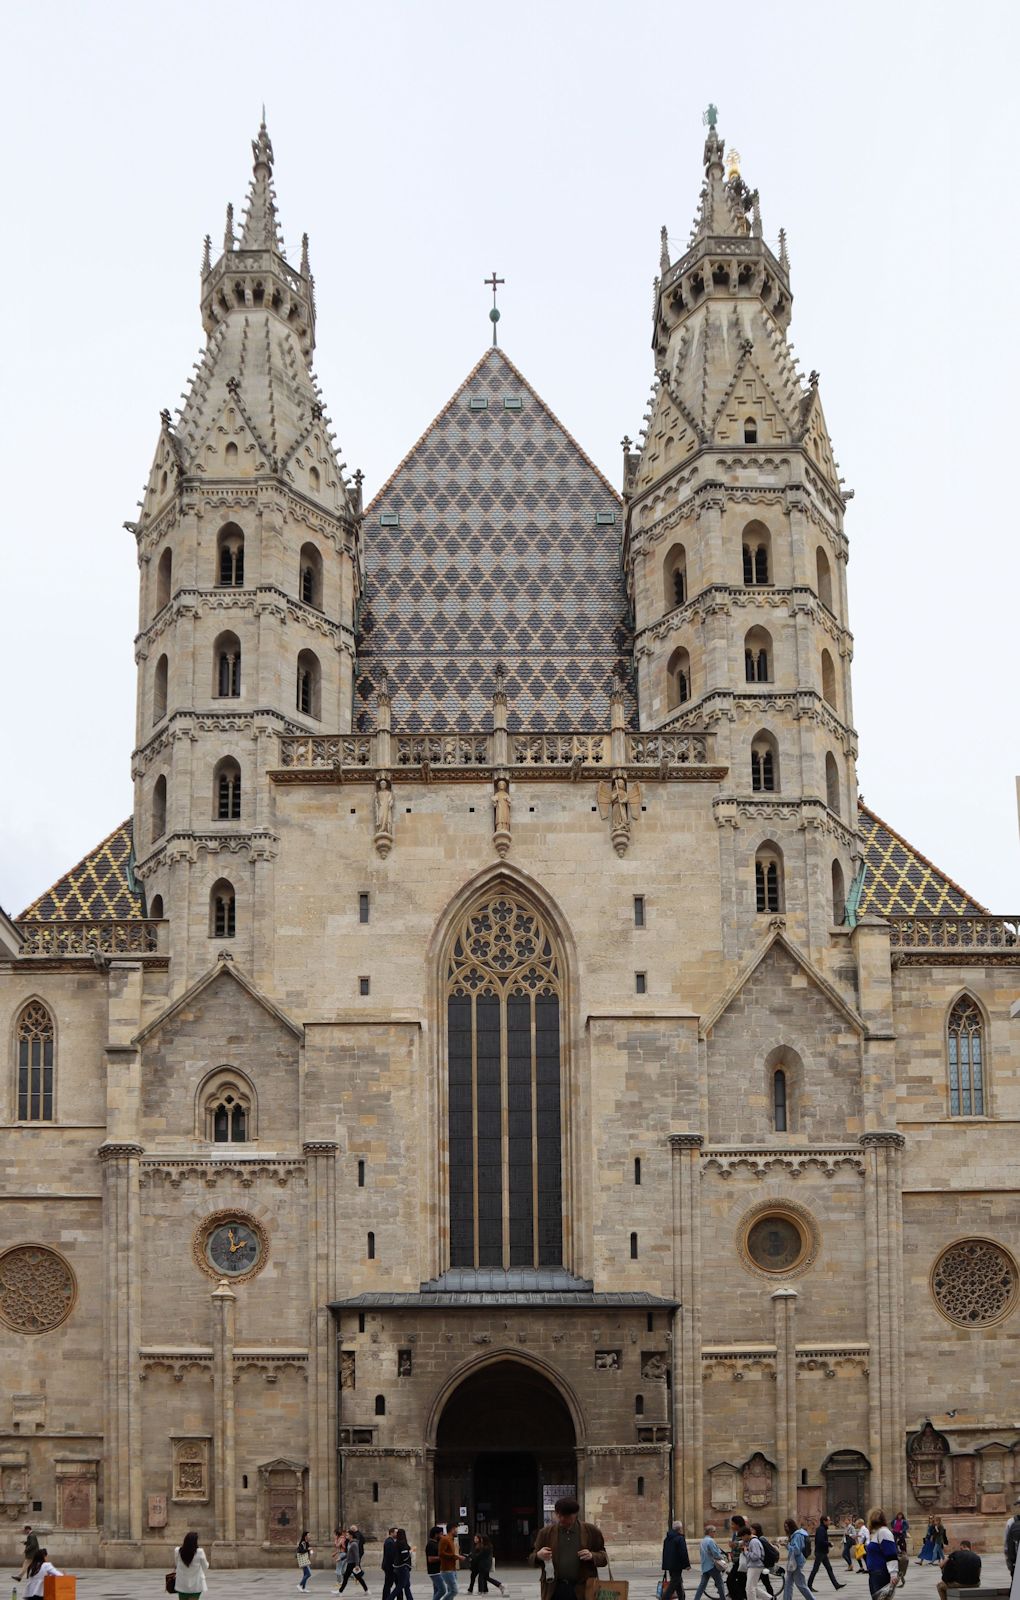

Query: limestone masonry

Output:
[1, 115, 1017, 1569]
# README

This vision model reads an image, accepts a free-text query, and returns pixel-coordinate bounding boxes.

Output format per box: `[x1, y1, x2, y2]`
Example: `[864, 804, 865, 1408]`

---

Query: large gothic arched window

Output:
[446, 891, 563, 1271]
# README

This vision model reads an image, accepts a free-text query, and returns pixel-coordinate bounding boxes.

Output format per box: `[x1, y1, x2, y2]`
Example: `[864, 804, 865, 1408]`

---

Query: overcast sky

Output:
[1, 0, 1017, 914]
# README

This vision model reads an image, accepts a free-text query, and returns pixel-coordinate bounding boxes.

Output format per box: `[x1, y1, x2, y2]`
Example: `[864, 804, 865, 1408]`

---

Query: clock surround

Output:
[193, 1210, 268, 1283]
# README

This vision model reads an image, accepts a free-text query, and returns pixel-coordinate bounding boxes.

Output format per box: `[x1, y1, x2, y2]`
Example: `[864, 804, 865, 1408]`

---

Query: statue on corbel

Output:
[492, 775, 511, 858]
[597, 770, 642, 857]
[373, 774, 393, 858]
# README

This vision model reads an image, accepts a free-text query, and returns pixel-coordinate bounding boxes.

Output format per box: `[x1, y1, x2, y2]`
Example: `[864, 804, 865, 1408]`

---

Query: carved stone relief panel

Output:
[742, 1452, 775, 1508]
[172, 1437, 210, 1503]
[709, 1461, 740, 1512]
[56, 1461, 97, 1530]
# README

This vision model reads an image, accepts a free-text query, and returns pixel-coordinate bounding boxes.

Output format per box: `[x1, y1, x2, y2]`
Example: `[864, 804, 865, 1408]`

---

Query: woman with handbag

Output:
[297, 1530, 314, 1592]
[172, 1530, 210, 1598]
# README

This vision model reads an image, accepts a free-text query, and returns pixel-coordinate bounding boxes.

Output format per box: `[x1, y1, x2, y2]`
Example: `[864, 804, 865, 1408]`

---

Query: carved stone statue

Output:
[597, 771, 641, 857]
[374, 776, 393, 859]
[492, 776, 511, 858]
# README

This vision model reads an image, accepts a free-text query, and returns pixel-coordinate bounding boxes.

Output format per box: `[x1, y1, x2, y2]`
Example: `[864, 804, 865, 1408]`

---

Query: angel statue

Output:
[597, 770, 642, 857]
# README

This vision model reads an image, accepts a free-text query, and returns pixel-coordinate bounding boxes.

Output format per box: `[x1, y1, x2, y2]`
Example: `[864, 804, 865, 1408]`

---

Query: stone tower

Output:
[129, 120, 361, 986]
[623, 114, 858, 959]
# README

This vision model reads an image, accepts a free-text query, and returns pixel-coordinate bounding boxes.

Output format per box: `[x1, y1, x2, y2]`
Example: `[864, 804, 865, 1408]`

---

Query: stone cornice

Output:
[134, 477, 360, 559]
[626, 474, 847, 567]
[712, 795, 858, 850]
[133, 708, 305, 768]
[653, 689, 859, 758]
[138, 1156, 306, 1189]
[98, 1141, 144, 1162]
[669, 1133, 705, 1148]
[701, 1145, 866, 1178]
[636, 584, 853, 652]
[136, 585, 355, 653]
[134, 828, 280, 876]
[859, 1131, 906, 1149]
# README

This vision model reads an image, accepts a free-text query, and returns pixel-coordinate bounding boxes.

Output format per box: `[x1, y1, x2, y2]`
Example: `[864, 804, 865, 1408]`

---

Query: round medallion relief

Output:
[930, 1238, 1018, 1328]
[0, 1245, 77, 1333]
[738, 1202, 818, 1279]
[193, 1211, 268, 1283]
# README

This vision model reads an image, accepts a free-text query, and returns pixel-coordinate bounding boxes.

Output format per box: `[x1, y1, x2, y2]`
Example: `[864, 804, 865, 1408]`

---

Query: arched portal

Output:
[434, 1358, 577, 1562]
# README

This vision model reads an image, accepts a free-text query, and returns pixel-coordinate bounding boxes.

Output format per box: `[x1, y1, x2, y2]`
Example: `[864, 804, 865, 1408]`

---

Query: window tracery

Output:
[199, 1069, 254, 1143]
[948, 997, 984, 1115]
[446, 891, 563, 1270]
[931, 1239, 1017, 1326]
[16, 1001, 54, 1122]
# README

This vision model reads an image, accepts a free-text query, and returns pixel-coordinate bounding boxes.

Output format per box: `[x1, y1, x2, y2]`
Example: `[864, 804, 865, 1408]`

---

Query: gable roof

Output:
[356, 346, 634, 733]
[134, 956, 302, 1046]
[18, 819, 143, 921]
[857, 803, 986, 917]
[701, 924, 866, 1040]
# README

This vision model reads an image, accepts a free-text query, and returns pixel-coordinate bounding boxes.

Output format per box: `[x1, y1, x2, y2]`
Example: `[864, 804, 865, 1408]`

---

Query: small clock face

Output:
[204, 1219, 263, 1277]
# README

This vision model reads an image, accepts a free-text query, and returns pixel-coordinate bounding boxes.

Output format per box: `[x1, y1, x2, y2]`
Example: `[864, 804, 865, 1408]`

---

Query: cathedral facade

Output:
[1, 117, 1018, 1569]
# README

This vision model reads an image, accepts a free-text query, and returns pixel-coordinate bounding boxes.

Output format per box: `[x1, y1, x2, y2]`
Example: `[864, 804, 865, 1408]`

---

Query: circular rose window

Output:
[0, 1245, 77, 1333]
[931, 1239, 1018, 1327]
[738, 1202, 818, 1279]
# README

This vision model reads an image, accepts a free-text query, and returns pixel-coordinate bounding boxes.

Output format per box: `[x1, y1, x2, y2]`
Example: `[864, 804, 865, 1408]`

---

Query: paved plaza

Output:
[22, 1554, 1015, 1600]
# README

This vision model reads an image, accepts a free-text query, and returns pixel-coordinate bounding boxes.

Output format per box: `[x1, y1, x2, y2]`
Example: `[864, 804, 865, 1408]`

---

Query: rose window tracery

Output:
[448, 895, 559, 997]
[0, 1245, 77, 1333]
[930, 1239, 1017, 1326]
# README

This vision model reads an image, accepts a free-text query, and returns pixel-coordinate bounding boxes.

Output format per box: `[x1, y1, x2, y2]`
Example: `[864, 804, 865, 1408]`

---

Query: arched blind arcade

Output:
[447, 892, 563, 1271]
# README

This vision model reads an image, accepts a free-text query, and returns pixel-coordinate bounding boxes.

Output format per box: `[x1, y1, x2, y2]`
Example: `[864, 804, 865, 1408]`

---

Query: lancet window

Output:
[446, 891, 564, 1270]
[948, 997, 984, 1116]
[17, 1001, 55, 1122]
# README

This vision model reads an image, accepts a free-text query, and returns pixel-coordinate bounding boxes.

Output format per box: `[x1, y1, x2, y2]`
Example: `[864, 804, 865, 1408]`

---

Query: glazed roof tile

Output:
[857, 803, 986, 916]
[18, 819, 143, 921]
[356, 347, 634, 733]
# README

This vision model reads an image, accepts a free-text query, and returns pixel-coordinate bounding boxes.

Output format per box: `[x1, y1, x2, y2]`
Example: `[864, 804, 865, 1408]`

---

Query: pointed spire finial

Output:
[239, 116, 285, 254]
[659, 225, 670, 276]
[252, 114, 274, 172]
[301, 232, 310, 276]
[202, 234, 212, 276]
[224, 202, 235, 253]
[778, 227, 790, 273]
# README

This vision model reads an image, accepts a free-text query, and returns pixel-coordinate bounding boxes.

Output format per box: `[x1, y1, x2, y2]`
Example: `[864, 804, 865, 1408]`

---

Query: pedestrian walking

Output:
[468, 1536, 484, 1593]
[173, 1530, 210, 1599]
[840, 1523, 856, 1574]
[1007, 1503, 1020, 1577]
[662, 1519, 691, 1600]
[297, 1531, 315, 1592]
[471, 1537, 502, 1595]
[729, 1518, 750, 1600]
[864, 1510, 899, 1600]
[742, 1528, 766, 1600]
[692, 1525, 728, 1600]
[891, 1518, 908, 1556]
[391, 1527, 416, 1600]
[531, 1494, 608, 1600]
[807, 1517, 845, 1591]
[782, 1518, 815, 1600]
[916, 1523, 938, 1567]
[439, 1522, 463, 1600]
[854, 1522, 868, 1574]
[426, 1527, 444, 1600]
[932, 1523, 948, 1563]
[339, 1527, 369, 1593]
[382, 1527, 399, 1600]
[16, 1524, 40, 1582]
[750, 1524, 780, 1599]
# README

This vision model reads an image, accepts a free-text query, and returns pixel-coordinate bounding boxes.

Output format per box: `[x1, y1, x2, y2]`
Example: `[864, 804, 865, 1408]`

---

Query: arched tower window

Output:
[948, 996, 985, 1116]
[225, 441, 239, 466]
[831, 859, 846, 925]
[198, 1066, 255, 1142]
[149, 894, 164, 919]
[744, 626, 773, 683]
[296, 649, 321, 718]
[663, 543, 687, 612]
[773, 1067, 788, 1132]
[751, 731, 779, 793]
[821, 648, 837, 709]
[214, 757, 242, 820]
[446, 889, 564, 1270]
[816, 546, 834, 611]
[744, 418, 758, 444]
[214, 632, 241, 698]
[742, 521, 771, 585]
[17, 1001, 55, 1122]
[755, 842, 784, 914]
[153, 654, 168, 724]
[217, 523, 245, 586]
[300, 543, 323, 609]
[210, 879, 236, 939]
[666, 646, 691, 710]
[825, 752, 840, 814]
[156, 547, 173, 613]
[151, 774, 167, 843]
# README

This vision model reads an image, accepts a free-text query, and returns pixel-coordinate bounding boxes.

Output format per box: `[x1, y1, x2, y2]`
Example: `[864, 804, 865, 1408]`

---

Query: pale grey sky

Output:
[1, 0, 1017, 913]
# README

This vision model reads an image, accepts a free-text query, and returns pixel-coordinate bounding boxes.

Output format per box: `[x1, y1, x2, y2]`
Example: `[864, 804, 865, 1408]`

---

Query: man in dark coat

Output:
[808, 1516, 846, 1591]
[531, 1495, 608, 1600]
[382, 1526, 399, 1600]
[662, 1520, 692, 1600]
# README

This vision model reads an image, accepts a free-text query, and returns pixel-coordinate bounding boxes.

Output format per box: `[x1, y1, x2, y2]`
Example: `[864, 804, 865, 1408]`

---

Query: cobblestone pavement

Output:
[20, 1555, 1014, 1600]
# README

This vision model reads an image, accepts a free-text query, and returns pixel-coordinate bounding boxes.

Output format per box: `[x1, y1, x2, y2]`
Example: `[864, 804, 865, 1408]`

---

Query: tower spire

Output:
[690, 105, 749, 242]
[239, 114, 285, 254]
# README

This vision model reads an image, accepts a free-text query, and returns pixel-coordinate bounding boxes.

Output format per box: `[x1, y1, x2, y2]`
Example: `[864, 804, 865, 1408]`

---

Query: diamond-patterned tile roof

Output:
[18, 820, 144, 921]
[356, 347, 634, 731]
[857, 803, 986, 916]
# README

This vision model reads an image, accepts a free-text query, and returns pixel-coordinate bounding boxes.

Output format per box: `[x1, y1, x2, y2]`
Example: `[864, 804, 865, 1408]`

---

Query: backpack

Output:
[801, 1535, 812, 1559]
[760, 1540, 780, 1570]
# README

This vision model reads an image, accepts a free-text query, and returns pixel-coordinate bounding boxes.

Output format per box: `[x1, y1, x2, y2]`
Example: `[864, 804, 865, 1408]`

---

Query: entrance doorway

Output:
[822, 1450, 872, 1522]
[434, 1360, 576, 1563]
